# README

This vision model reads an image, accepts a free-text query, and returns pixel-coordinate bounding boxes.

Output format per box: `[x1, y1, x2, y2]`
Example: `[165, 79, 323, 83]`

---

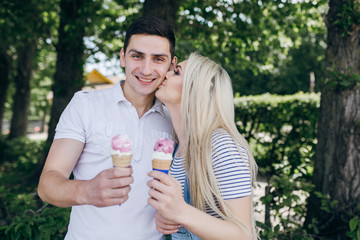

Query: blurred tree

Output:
[174, 0, 327, 95]
[305, 0, 360, 238]
[8, 39, 37, 139]
[0, 1, 13, 134]
[143, 0, 180, 30]
[0, 0, 57, 136]
[6, 0, 52, 139]
[34, 0, 109, 182]
[46, 0, 99, 143]
[0, 48, 10, 134]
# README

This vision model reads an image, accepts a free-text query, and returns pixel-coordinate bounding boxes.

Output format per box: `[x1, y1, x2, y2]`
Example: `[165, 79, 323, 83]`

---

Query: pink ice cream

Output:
[111, 134, 132, 153]
[111, 134, 132, 168]
[153, 138, 174, 154]
[152, 138, 174, 174]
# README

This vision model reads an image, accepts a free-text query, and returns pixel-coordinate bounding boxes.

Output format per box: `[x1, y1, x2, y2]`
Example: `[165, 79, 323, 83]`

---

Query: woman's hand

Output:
[147, 170, 186, 223]
[154, 212, 182, 234]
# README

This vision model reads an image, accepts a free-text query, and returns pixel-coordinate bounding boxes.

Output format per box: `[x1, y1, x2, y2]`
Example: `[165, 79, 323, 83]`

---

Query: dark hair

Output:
[123, 16, 176, 59]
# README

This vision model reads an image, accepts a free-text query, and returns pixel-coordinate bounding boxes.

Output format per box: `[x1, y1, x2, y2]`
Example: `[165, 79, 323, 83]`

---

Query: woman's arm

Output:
[147, 171, 253, 240]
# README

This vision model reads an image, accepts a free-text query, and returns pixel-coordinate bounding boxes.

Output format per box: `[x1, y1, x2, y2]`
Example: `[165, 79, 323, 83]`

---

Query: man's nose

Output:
[140, 59, 152, 75]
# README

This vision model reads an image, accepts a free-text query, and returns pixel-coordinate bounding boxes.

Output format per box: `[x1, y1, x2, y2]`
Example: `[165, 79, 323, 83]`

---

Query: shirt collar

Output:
[113, 80, 166, 117]
[113, 80, 127, 103]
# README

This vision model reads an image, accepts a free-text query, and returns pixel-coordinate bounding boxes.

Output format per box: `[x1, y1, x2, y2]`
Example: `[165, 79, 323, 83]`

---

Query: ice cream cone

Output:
[112, 154, 132, 168]
[152, 158, 172, 174]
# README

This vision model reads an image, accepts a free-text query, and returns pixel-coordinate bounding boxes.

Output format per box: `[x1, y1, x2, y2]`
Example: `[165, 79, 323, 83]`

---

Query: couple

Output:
[38, 16, 257, 240]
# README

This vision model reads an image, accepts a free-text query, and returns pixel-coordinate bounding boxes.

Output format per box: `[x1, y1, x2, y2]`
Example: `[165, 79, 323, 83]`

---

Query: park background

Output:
[0, 0, 359, 239]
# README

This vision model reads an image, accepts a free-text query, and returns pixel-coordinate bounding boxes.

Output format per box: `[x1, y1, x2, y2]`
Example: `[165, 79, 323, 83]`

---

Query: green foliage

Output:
[257, 220, 316, 240]
[347, 205, 360, 240]
[84, 0, 142, 70]
[0, 136, 44, 186]
[235, 92, 319, 173]
[0, 186, 70, 240]
[175, 0, 327, 95]
[234, 92, 320, 238]
[325, 67, 360, 91]
[334, 0, 360, 37]
[314, 191, 339, 214]
[0, 0, 59, 126]
[0, 136, 70, 239]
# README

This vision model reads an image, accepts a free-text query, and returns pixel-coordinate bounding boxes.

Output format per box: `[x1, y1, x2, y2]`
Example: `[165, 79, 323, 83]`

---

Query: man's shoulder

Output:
[73, 86, 116, 102]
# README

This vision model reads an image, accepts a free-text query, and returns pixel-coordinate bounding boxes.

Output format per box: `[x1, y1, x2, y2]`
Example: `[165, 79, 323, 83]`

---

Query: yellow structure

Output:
[85, 69, 124, 90]
[87, 69, 114, 84]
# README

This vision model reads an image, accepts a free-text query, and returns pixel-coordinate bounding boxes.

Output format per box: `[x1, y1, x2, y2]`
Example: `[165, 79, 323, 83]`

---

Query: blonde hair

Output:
[180, 52, 258, 238]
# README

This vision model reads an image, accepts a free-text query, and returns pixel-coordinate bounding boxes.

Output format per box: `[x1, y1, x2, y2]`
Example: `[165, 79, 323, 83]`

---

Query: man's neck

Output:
[121, 82, 155, 118]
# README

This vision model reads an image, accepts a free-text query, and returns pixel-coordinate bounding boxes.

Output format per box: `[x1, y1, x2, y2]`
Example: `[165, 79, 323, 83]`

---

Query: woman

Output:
[148, 53, 258, 239]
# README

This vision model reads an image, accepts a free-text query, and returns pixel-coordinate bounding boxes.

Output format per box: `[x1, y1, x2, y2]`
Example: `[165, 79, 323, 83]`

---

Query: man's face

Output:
[120, 34, 176, 100]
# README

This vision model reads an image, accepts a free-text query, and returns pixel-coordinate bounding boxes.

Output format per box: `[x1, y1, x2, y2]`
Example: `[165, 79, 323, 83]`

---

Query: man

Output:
[38, 16, 177, 240]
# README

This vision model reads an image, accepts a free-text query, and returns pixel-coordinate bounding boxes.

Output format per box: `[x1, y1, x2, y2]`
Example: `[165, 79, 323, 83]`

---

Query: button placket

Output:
[134, 116, 146, 162]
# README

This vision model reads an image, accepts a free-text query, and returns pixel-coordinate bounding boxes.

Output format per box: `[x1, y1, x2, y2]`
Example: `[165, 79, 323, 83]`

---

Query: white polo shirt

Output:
[55, 81, 172, 240]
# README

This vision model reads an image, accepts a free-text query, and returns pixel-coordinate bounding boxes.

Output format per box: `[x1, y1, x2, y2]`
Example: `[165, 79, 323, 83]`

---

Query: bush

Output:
[0, 136, 44, 188]
[0, 136, 69, 239]
[0, 186, 70, 240]
[235, 92, 320, 238]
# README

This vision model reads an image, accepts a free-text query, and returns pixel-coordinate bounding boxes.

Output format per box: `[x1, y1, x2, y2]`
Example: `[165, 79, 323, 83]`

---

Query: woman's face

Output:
[156, 60, 187, 107]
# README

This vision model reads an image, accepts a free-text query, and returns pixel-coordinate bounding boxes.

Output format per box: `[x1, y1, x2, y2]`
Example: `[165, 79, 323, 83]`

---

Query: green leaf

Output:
[350, 216, 359, 232]
[24, 224, 32, 237]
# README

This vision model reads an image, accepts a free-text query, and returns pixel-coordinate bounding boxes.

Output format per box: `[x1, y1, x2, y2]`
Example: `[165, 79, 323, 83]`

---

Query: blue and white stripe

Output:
[169, 129, 251, 218]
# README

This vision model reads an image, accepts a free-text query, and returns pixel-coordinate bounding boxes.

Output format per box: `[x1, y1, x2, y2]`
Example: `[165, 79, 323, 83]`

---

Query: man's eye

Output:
[155, 58, 164, 62]
[132, 54, 141, 59]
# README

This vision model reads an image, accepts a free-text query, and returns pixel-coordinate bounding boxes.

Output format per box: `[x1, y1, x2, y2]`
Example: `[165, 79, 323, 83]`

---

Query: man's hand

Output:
[38, 138, 135, 208]
[84, 167, 134, 207]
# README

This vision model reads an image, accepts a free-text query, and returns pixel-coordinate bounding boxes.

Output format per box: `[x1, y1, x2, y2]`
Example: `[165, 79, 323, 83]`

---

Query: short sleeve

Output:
[54, 91, 88, 143]
[211, 129, 251, 200]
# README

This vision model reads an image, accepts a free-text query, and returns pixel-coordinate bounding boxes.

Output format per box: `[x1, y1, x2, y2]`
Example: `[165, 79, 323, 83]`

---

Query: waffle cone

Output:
[152, 158, 172, 170]
[112, 154, 132, 168]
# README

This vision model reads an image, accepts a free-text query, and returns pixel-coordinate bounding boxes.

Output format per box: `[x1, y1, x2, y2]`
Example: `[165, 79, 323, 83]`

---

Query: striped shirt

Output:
[169, 128, 251, 218]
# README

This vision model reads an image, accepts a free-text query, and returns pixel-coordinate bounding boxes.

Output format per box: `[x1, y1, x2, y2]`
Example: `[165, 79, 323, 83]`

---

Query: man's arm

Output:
[37, 138, 134, 208]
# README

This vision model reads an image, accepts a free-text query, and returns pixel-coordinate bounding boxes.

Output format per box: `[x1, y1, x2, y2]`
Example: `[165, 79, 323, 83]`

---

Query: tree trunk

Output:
[28, 0, 89, 183]
[142, 0, 180, 30]
[0, 47, 10, 134]
[305, 1, 360, 239]
[47, 0, 88, 142]
[8, 40, 36, 139]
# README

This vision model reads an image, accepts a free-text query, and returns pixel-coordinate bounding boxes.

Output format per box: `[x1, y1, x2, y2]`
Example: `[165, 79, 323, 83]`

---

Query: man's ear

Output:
[169, 56, 178, 71]
[120, 48, 125, 68]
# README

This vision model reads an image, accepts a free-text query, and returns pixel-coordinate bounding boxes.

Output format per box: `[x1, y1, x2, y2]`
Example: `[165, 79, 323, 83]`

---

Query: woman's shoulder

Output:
[211, 128, 237, 148]
[211, 128, 231, 141]
[211, 128, 248, 162]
